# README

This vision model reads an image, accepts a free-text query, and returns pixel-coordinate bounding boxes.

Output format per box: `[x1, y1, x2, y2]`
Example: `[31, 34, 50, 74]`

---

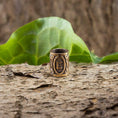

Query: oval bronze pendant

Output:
[54, 56, 65, 74]
[50, 49, 69, 77]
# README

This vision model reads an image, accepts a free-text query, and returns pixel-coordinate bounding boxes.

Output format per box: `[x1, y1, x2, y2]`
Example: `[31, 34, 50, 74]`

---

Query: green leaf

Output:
[69, 34, 92, 63]
[99, 52, 118, 63]
[90, 52, 102, 64]
[0, 17, 118, 65]
[0, 17, 92, 65]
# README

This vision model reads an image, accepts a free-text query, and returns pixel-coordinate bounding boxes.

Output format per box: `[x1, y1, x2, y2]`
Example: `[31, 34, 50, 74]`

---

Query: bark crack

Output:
[13, 72, 39, 79]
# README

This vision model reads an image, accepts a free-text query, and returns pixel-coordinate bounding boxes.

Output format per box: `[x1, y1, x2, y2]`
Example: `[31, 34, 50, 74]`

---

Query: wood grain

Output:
[0, 63, 118, 118]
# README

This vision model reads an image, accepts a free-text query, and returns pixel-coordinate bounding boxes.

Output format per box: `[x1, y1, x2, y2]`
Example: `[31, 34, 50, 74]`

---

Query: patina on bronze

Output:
[50, 48, 69, 77]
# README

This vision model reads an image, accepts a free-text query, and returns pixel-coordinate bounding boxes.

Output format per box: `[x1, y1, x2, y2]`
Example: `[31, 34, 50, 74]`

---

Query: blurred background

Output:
[0, 0, 118, 56]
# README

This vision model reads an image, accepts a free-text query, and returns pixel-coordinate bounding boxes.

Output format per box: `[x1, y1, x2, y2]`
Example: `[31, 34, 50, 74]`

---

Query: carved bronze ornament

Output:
[50, 48, 69, 77]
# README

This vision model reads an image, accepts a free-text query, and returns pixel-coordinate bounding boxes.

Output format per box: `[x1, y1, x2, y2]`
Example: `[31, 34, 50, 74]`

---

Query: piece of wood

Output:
[0, 63, 118, 118]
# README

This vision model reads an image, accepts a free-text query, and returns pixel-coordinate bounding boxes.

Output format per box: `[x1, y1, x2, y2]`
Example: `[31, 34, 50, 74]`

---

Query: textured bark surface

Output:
[0, 62, 118, 118]
[0, 0, 118, 56]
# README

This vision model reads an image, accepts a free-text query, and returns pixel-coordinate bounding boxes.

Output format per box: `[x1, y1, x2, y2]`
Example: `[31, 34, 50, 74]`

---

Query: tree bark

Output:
[0, 63, 118, 118]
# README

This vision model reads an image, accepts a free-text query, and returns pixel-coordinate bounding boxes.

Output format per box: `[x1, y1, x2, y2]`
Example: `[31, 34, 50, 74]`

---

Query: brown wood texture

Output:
[0, 0, 118, 56]
[0, 63, 118, 118]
